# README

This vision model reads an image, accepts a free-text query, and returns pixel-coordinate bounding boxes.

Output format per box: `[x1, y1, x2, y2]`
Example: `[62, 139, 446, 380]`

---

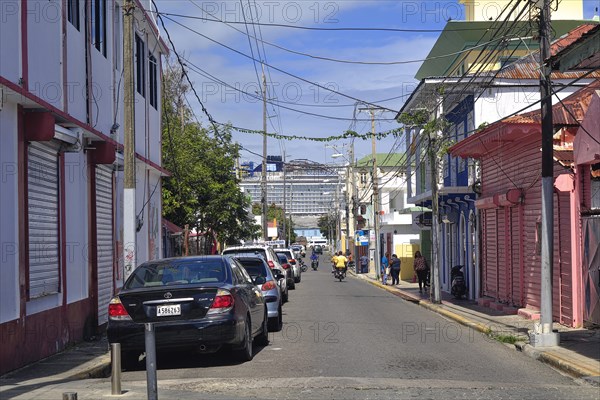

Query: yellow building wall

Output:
[461, 0, 583, 21]
[394, 243, 421, 281]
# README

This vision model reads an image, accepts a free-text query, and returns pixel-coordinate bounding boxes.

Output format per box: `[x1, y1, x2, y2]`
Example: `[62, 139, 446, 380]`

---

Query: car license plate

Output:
[156, 304, 181, 317]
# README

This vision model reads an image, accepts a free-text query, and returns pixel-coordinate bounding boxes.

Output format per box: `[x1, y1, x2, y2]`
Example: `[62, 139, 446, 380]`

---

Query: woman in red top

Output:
[413, 251, 429, 293]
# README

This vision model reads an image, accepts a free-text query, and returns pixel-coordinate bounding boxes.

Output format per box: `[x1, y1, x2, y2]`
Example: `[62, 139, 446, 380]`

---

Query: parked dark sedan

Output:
[106, 256, 269, 368]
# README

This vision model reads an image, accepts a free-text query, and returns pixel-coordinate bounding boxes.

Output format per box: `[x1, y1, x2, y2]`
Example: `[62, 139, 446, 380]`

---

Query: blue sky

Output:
[155, 0, 599, 166]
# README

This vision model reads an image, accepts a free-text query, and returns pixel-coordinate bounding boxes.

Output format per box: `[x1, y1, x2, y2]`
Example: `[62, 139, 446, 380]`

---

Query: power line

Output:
[161, 15, 398, 113]
[163, 10, 510, 66]
[155, 11, 526, 33]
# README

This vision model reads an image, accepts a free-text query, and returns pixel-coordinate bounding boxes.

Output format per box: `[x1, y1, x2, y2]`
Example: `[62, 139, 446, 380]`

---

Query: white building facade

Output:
[0, 0, 167, 374]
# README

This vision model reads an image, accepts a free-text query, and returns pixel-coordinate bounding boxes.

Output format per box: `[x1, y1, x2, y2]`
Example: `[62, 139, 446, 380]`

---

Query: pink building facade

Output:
[450, 82, 600, 327]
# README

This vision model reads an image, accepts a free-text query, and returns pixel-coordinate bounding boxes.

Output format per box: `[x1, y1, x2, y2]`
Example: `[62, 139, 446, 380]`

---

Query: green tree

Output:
[161, 60, 259, 251]
[251, 203, 296, 242]
[318, 213, 338, 242]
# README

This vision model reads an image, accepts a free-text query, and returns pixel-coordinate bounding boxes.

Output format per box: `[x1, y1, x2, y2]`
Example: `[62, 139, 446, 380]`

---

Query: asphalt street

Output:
[6, 254, 599, 399]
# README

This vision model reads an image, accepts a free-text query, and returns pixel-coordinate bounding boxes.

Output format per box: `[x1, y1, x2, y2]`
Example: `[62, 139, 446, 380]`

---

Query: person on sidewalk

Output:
[389, 254, 401, 285]
[359, 254, 369, 274]
[413, 251, 429, 293]
[381, 253, 389, 285]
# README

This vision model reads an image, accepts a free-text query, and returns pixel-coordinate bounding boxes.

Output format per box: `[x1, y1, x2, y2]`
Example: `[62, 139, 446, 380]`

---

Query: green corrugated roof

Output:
[415, 20, 591, 80]
[356, 153, 406, 168]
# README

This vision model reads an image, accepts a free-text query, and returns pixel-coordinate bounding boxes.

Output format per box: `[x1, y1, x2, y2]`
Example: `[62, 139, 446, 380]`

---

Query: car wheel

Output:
[289, 280, 296, 290]
[268, 305, 283, 332]
[256, 309, 269, 346]
[236, 316, 253, 362]
[282, 289, 289, 303]
[120, 350, 139, 371]
[294, 274, 301, 283]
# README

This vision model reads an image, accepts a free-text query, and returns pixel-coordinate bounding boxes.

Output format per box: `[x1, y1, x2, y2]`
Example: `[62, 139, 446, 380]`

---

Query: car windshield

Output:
[125, 259, 227, 289]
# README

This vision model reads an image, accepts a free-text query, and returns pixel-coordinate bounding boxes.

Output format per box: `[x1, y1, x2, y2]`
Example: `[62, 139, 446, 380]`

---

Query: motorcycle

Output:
[311, 259, 319, 270]
[451, 265, 467, 299]
[300, 260, 308, 272]
[334, 267, 346, 282]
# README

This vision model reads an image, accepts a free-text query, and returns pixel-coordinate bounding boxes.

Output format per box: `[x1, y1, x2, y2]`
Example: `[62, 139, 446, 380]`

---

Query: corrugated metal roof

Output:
[496, 24, 600, 79]
[554, 149, 574, 167]
[551, 24, 600, 71]
[356, 153, 406, 168]
[415, 20, 592, 81]
[516, 80, 600, 125]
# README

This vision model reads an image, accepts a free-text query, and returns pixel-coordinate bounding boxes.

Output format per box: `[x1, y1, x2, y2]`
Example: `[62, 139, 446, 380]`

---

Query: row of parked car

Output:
[106, 243, 306, 369]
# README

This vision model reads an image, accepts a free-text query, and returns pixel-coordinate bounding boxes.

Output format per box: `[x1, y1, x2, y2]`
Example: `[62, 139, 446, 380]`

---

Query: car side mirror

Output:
[253, 276, 266, 285]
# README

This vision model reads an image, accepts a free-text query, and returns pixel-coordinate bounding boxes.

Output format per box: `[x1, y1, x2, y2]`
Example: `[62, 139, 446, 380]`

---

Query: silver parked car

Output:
[232, 256, 284, 331]
[222, 245, 291, 300]
[274, 249, 302, 284]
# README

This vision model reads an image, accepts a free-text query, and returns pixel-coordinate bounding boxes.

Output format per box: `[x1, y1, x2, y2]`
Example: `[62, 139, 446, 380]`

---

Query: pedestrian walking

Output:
[413, 251, 429, 293]
[389, 254, 401, 285]
[381, 253, 389, 285]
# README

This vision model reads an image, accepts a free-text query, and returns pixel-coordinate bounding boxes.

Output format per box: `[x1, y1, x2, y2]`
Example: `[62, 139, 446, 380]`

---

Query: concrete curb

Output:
[351, 272, 600, 384]
[70, 355, 111, 380]
[519, 344, 600, 383]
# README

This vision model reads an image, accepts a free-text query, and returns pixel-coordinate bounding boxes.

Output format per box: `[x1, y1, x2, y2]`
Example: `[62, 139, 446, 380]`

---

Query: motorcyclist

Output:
[331, 252, 339, 273]
[310, 251, 319, 268]
[334, 251, 348, 276]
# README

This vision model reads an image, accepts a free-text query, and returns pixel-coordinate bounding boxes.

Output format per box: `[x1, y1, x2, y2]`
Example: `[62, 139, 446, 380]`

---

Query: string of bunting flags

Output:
[220, 123, 405, 142]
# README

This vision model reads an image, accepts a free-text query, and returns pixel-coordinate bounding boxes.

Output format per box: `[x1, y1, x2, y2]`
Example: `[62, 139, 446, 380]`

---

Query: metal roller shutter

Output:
[483, 209, 498, 298]
[96, 165, 114, 325]
[28, 141, 60, 298]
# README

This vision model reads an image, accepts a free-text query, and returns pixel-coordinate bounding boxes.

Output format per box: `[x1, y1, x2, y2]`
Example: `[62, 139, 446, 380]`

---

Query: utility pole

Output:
[261, 66, 268, 241]
[282, 151, 287, 245]
[531, 0, 559, 347]
[345, 143, 353, 253]
[360, 107, 381, 280]
[123, 0, 136, 279]
[429, 129, 442, 304]
[350, 140, 358, 270]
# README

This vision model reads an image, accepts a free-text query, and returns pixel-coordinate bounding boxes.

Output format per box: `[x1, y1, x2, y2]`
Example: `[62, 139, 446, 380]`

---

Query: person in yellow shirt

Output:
[335, 251, 348, 276]
[331, 252, 339, 273]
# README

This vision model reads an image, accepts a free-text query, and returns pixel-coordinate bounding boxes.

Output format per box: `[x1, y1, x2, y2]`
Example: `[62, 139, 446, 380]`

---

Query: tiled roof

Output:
[495, 24, 600, 80]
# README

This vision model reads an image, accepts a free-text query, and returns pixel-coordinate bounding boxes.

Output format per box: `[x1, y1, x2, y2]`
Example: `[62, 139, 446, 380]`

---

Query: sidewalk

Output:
[0, 336, 111, 399]
[350, 269, 600, 386]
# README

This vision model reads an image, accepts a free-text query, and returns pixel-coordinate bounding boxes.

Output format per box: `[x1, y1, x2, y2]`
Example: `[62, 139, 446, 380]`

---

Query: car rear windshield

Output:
[236, 259, 268, 279]
[276, 253, 288, 264]
[223, 248, 267, 260]
[126, 259, 227, 289]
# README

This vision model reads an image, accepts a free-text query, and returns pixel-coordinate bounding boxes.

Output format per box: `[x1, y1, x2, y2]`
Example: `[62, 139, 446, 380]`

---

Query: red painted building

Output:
[450, 82, 600, 327]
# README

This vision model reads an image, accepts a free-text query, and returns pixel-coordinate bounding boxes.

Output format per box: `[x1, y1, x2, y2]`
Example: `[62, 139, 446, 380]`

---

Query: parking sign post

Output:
[145, 323, 158, 400]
